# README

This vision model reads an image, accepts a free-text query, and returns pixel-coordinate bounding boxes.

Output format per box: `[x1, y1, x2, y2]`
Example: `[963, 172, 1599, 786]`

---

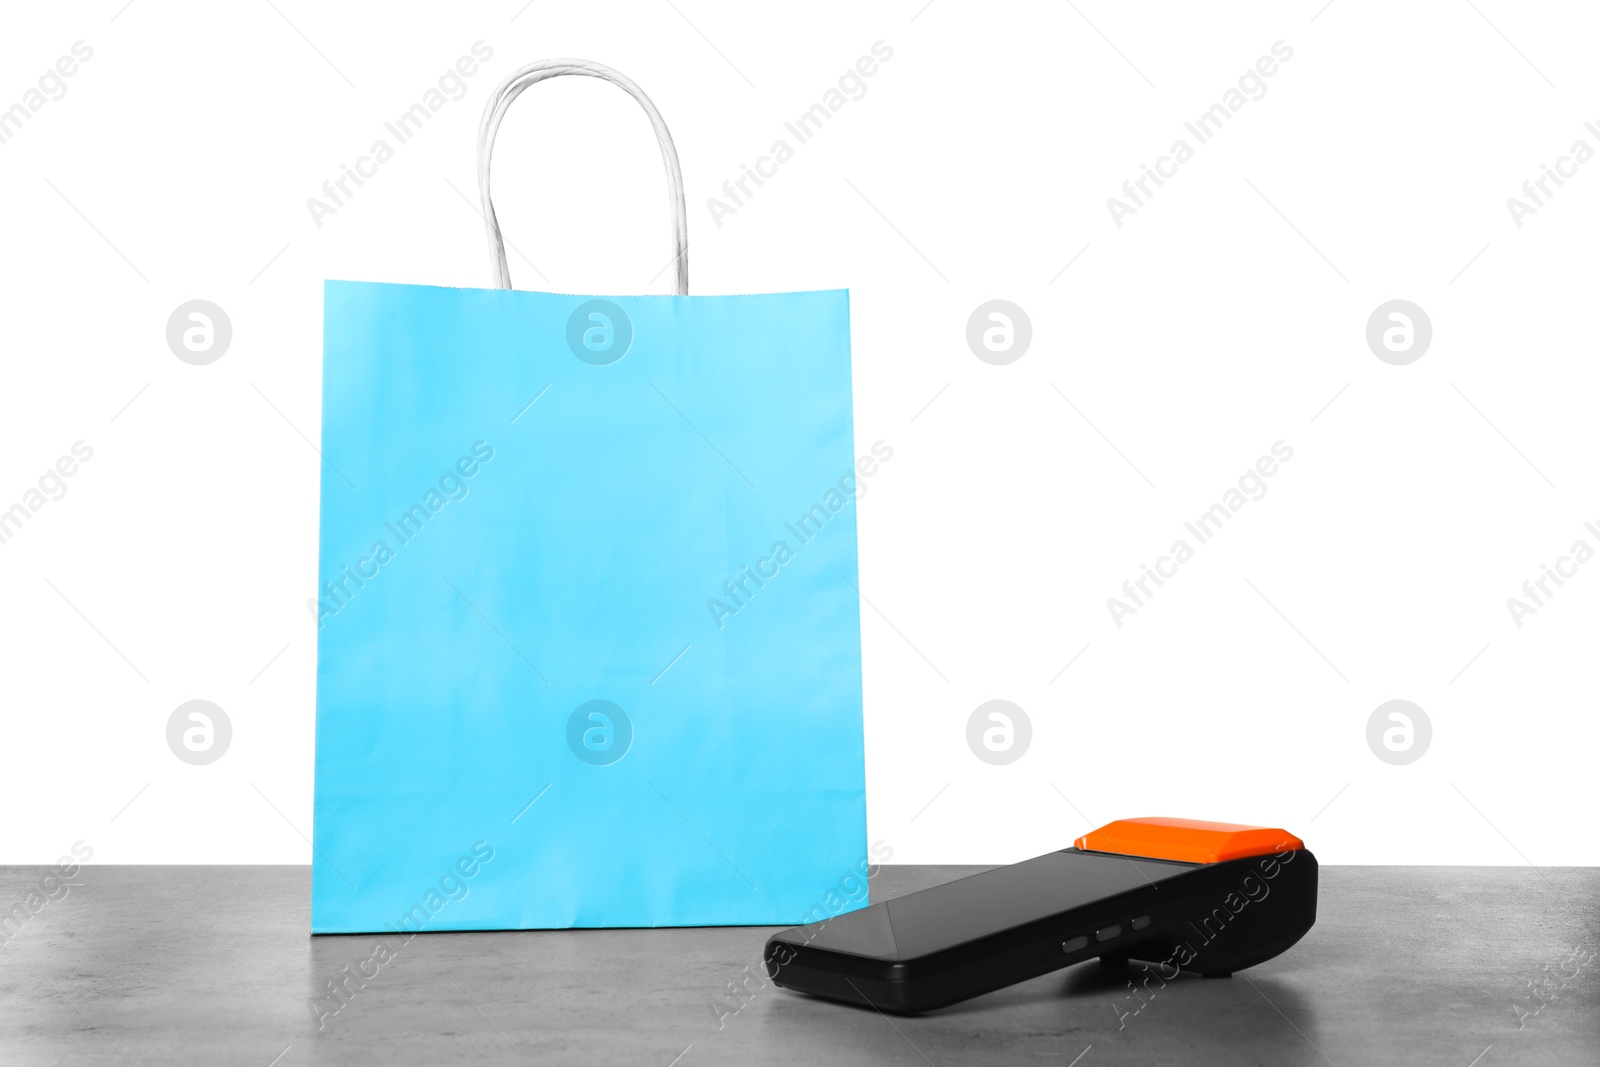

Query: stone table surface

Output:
[0, 864, 1595, 1065]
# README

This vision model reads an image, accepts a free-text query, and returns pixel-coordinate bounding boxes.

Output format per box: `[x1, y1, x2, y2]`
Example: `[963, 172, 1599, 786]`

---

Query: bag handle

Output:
[476, 59, 690, 295]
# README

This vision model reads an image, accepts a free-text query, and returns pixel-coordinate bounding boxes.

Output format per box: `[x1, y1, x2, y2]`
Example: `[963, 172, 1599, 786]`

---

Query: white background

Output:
[1, 0, 1594, 866]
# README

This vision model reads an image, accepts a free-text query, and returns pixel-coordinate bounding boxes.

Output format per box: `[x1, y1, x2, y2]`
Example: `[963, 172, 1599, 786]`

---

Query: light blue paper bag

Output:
[310, 60, 868, 933]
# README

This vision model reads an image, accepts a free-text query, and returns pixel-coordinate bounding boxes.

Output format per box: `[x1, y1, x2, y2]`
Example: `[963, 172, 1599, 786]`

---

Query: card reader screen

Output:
[792, 850, 1196, 961]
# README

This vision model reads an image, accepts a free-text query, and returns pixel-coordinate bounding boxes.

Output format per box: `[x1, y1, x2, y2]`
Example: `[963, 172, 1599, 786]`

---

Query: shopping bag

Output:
[310, 60, 868, 933]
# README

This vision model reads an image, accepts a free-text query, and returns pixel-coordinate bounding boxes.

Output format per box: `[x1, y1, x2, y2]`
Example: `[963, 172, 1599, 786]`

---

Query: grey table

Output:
[1, 865, 1595, 1065]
